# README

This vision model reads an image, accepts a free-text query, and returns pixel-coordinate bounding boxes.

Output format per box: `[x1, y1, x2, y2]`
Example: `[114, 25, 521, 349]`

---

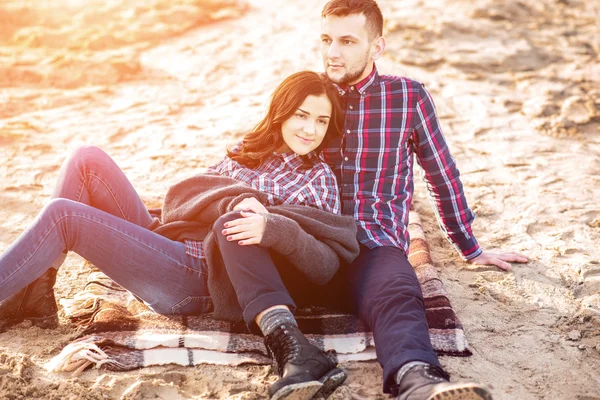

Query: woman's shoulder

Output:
[302, 157, 337, 186]
[308, 155, 335, 175]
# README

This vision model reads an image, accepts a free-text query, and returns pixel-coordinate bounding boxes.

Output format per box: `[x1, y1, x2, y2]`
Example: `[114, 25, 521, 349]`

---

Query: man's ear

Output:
[371, 36, 386, 61]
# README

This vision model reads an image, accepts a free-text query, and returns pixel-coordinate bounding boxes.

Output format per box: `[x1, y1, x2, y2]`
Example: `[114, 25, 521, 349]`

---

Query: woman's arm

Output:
[259, 210, 358, 285]
[218, 207, 353, 284]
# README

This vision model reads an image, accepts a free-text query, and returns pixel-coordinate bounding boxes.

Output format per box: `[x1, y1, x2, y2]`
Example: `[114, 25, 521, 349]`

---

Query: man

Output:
[319, 1, 528, 399]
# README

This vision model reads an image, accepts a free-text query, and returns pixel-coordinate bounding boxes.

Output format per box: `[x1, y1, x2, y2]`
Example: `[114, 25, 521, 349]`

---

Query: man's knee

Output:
[375, 271, 423, 299]
[351, 253, 425, 317]
[213, 211, 244, 235]
[352, 248, 421, 293]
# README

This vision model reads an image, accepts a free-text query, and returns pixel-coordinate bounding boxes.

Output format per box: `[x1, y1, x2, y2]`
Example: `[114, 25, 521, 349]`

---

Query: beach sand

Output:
[1, 0, 599, 398]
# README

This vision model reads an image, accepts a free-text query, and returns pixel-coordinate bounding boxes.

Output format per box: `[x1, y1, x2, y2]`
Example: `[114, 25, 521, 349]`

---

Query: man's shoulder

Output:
[378, 74, 425, 91]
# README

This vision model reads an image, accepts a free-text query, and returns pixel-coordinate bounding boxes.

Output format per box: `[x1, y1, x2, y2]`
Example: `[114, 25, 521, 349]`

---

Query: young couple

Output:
[0, 1, 527, 399]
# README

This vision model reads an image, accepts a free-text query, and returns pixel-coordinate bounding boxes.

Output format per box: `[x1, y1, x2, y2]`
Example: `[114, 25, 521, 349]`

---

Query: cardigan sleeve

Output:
[259, 213, 342, 285]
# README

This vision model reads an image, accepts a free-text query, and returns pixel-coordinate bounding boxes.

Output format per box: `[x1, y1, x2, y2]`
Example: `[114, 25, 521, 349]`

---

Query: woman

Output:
[0, 71, 359, 399]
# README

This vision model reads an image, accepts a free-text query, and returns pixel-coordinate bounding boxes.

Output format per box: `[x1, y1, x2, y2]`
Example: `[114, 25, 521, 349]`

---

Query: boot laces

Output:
[424, 364, 451, 381]
[265, 324, 301, 376]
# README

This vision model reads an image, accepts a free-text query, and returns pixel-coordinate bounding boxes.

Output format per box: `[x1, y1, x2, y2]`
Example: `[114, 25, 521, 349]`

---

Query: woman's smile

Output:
[296, 135, 314, 144]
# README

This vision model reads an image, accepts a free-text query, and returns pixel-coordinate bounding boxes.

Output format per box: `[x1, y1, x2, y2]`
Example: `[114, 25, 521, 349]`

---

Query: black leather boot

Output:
[393, 364, 493, 400]
[264, 323, 347, 400]
[0, 268, 59, 333]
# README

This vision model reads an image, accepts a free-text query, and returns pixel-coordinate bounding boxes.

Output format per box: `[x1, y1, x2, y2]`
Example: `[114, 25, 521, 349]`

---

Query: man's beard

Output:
[327, 54, 369, 85]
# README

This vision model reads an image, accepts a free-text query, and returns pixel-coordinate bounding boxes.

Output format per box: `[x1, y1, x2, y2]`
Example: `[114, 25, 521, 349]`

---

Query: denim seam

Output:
[172, 295, 211, 314]
[0, 211, 200, 287]
[85, 172, 129, 220]
[74, 178, 86, 205]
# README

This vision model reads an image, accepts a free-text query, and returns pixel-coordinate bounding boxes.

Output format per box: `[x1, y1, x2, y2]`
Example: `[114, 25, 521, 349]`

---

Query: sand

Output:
[1, 0, 599, 398]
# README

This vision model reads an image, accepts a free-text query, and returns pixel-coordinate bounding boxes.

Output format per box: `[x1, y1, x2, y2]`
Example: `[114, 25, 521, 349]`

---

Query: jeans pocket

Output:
[171, 295, 214, 315]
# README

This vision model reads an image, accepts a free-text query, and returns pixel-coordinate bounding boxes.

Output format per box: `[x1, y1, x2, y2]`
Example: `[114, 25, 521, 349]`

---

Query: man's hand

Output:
[468, 250, 528, 271]
[222, 211, 266, 246]
[233, 197, 268, 214]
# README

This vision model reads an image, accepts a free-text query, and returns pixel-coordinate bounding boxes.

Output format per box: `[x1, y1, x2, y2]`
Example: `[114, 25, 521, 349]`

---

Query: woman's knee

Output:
[39, 198, 83, 234]
[66, 145, 110, 169]
[35, 199, 82, 251]
[42, 198, 79, 215]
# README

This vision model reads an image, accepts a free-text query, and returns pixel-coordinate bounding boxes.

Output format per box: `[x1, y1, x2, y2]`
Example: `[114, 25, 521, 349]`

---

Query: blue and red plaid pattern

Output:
[207, 149, 340, 214]
[184, 240, 205, 259]
[323, 66, 481, 260]
[184, 149, 341, 259]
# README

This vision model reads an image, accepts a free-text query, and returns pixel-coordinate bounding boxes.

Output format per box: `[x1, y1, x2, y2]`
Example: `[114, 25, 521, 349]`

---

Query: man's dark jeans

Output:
[331, 245, 441, 393]
[213, 211, 297, 328]
[214, 214, 440, 393]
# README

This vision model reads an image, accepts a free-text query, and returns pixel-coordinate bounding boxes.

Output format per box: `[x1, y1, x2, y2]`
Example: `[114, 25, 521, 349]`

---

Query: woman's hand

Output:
[222, 211, 266, 246]
[233, 197, 268, 214]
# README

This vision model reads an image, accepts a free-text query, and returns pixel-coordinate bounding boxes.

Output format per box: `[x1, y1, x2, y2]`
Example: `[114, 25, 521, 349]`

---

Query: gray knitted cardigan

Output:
[148, 174, 359, 322]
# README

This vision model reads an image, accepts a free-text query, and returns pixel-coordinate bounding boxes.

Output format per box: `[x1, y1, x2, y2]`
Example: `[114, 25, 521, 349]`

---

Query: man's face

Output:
[321, 13, 373, 85]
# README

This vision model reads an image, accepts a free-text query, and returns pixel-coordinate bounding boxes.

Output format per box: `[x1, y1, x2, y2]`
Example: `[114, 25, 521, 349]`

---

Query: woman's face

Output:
[276, 94, 332, 155]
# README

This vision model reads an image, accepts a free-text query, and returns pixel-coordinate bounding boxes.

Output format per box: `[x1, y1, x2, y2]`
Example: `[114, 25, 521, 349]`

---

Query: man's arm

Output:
[412, 83, 481, 260]
[412, 84, 527, 269]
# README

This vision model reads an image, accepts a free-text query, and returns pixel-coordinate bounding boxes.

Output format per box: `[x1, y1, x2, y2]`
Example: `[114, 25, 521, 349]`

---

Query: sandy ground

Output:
[1, 0, 599, 398]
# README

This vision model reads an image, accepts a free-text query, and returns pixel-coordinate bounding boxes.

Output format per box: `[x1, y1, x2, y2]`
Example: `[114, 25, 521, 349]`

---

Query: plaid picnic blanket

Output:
[46, 210, 471, 375]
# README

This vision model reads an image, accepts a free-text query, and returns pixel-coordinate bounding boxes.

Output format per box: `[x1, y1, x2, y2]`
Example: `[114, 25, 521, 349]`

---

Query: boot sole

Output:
[271, 368, 347, 400]
[0, 314, 58, 333]
[314, 368, 348, 399]
[427, 383, 494, 400]
[270, 380, 323, 400]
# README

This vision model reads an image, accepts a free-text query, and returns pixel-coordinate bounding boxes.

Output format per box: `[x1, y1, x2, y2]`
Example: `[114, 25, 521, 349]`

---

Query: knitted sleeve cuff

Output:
[259, 213, 300, 255]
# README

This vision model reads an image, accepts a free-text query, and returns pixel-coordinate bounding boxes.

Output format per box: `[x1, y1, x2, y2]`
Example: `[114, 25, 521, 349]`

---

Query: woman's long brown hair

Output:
[228, 71, 343, 169]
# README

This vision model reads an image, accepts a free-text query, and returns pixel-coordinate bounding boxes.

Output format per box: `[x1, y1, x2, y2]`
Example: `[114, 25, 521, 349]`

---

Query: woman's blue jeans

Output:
[0, 145, 211, 315]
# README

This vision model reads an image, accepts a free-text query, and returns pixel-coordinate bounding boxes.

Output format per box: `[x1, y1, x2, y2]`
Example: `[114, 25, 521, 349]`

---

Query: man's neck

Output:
[348, 62, 375, 86]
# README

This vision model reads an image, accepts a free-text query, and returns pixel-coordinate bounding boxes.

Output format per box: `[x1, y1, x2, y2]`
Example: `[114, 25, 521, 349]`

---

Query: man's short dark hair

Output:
[321, 0, 384, 40]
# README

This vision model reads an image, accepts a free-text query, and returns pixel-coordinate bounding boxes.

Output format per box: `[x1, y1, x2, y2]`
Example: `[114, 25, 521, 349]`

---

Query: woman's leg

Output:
[0, 198, 209, 315]
[51, 145, 153, 227]
[25, 145, 155, 270]
[2, 144, 159, 299]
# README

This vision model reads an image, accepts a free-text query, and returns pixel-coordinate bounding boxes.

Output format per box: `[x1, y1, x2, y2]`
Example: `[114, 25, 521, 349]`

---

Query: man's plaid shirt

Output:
[185, 149, 341, 259]
[323, 66, 481, 260]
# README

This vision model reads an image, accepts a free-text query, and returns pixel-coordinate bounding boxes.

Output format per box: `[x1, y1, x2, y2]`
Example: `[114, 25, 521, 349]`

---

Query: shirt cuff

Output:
[459, 239, 482, 261]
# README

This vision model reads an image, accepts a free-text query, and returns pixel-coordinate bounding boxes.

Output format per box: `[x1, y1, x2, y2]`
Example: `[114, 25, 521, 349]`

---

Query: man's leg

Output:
[340, 246, 493, 399]
[213, 211, 296, 327]
[340, 246, 439, 393]
[213, 211, 346, 399]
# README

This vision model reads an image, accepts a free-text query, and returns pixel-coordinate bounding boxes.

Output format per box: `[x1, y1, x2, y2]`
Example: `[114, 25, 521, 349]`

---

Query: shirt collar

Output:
[334, 63, 380, 96]
[272, 150, 313, 169]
